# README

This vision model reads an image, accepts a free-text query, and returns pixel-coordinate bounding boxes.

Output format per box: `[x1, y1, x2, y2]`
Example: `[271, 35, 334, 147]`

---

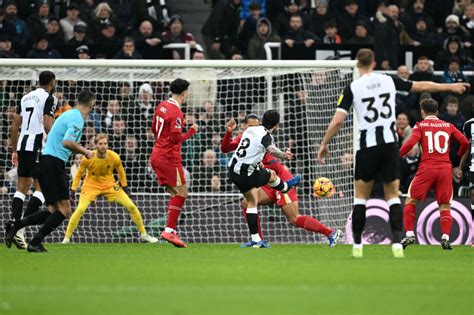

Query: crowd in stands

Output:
[0, 0, 472, 196]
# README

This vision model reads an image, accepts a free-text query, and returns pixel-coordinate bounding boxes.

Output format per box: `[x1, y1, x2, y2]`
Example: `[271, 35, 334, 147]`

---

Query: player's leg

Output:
[23, 180, 45, 218]
[111, 189, 158, 243]
[63, 194, 93, 243]
[351, 179, 373, 258]
[244, 187, 276, 238]
[435, 169, 455, 250]
[10, 177, 32, 221]
[240, 187, 269, 248]
[267, 170, 301, 193]
[401, 196, 419, 248]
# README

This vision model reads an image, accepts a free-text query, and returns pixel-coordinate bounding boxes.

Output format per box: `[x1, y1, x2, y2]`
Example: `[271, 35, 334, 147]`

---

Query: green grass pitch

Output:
[0, 244, 472, 315]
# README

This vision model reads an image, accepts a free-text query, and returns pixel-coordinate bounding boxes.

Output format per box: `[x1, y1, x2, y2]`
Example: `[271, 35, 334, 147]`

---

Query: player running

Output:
[400, 99, 469, 250]
[227, 109, 301, 248]
[62, 133, 158, 244]
[8, 70, 57, 249]
[317, 49, 469, 258]
[222, 115, 342, 247]
[149, 78, 198, 248]
[5, 90, 95, 252]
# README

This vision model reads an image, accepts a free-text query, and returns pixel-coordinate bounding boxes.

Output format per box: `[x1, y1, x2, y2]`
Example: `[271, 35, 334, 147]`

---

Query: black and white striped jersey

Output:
[228, 125, 273, 176]
[337, 73, 413, 151]
[463, 118, 474, 172]
[16, 88, 56, 152]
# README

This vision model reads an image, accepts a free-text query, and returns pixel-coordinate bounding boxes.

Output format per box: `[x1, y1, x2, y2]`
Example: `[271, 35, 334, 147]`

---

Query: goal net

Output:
[0, 59, 356, 244]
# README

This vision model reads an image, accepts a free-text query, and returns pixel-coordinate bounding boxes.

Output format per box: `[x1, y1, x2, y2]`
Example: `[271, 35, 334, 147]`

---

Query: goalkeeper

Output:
[62, 133, 157, 243]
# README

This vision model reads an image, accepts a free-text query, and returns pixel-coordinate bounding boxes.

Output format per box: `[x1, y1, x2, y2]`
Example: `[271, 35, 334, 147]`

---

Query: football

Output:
[313, 177, 334, 197]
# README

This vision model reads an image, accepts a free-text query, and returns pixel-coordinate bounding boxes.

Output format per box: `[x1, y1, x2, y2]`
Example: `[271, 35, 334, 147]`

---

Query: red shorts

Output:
[261, 185, 298, 207]
[150, 160, 186, 187]
[408, 168, 453, 204]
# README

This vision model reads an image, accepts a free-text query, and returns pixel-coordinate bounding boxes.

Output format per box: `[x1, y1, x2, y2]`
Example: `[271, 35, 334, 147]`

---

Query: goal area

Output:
[0, 59, 357, 244]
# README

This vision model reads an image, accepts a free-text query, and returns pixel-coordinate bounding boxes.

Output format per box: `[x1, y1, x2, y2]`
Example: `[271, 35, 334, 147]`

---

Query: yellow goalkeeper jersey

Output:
[71, 149, 127, 191]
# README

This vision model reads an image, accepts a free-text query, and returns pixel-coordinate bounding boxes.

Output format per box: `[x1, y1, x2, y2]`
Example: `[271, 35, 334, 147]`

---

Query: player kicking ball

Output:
[399, 99, 469, 250]
[227, 110, 301, 248]
[222, 115, 342, 247]
[62, 133, 158, 244]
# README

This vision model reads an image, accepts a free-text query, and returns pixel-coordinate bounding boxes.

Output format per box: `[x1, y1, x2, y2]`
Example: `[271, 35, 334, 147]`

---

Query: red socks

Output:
[167, 196, 186, 230]
[296, 215, 333, 237]
[242, 207, 263, 238]
[403, 203, 416, 232]
[440, 210, 453, 236]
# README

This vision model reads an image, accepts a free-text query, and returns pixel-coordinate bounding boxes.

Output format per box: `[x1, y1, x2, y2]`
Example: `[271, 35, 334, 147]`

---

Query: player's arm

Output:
[169, 114, 198, 144]
[452, 127, 470, 159]
[221, 118, 240, 153]
[399, 124, 421, 157]
[459, 122, 472, 170]
[115, 157, 128, 188]
[62, 121, 93, 158]
[318, 85, 351, 163]
[10, 112, 22, 166]
[264, 134, 293, 160]
[409, 80, 469, 95]
[71, 157, 88, 191]
[43, 94, 56, 134]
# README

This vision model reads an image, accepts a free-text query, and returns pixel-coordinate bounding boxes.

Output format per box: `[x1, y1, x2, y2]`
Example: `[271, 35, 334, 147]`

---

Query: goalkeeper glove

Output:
[122, 186, 132, 198]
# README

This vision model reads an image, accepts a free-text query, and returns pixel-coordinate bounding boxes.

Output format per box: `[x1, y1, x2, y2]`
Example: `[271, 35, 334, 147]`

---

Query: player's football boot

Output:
[352, 246, 363, 258]
[401, 236, 417, 249]
[328, 229, 342, 248]
[140, 233, 159, 243]
[160, 231, 187, 248]
[441, 239, 453, 250]
[61, 237, 71, 244]
[240, 240, 257, 247]
[27, 243, 48, 253]
[240, 240, 271, 248]
[4, 220, 18, 249]
[282, 175, 301, 193]
[13, 228, 27, 250]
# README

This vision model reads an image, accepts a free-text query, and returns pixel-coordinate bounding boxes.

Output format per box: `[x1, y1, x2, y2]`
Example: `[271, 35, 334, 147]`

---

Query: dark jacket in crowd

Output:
[336, 10, 370, 41]
[374, 14, 400, 69]
[202, 0, 241, 46]
[25, 46, 61, 58]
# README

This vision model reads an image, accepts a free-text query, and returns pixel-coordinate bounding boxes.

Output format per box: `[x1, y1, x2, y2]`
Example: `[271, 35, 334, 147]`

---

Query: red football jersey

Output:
[150, 99, 195, 165]
[400, 116, 469, 170]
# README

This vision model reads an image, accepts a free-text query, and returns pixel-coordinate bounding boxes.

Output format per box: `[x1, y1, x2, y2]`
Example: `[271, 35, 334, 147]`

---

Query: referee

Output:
[317, 49, 469, 258]
[5, 90, 95, 252]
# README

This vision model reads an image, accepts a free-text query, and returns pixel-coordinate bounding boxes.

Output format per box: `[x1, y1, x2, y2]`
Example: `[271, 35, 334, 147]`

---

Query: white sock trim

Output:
[441, 234, 449, 241]
[13, 191, 26, 201]
[246, 207, 258, 214]
[268, 177, 281, 188]
[164, 227, 175, 233]
[353, 243, 363, 249]
[392, 243, 403, 250]
[251, 233, 262, 242]
[387, 198, 401, 206]
[33, 191, 45, 204]
[354, 198, 367, 206]
[406, 231, 415, 237]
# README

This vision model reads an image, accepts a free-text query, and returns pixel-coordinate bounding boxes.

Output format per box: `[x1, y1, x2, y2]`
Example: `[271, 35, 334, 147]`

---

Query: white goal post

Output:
[0, 58, 357, 244]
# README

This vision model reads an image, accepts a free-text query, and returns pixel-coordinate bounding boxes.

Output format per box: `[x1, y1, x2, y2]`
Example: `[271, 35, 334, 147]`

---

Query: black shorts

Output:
[38, 155, 70, 205]
[355, 143, 400, 183]
[17, 151, 40, 178]
[228, 168, 271, 193]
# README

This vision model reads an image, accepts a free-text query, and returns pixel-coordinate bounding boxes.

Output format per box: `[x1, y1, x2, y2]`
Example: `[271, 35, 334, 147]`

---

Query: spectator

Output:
[113, 37, 142, 59]
[133, 19, 165, 59]
[438, 14, 471, 48]
[248, 17, 280, 59]
[346, 19, 374, 44]
[46, 17, 65, 51]
[192, 149, 224, 192]
[86, 2, 125, 42]
[109, 116, 127, 158]
[4, 1, 29, 54]
[374, 4, 405, 70]
[395, 65, 410, 113]
[210, 174, 222, 192]
[274, 0, 310, 38]
[282, 13, 319, 59]
[0, 35, 19, 58]
[460, 4, 474, 44]
[408, 17, 437, 46]
[201, 0, 242, 59]
[181, 112, 203, 168]
[441, 57, 469, 84]
[103, 98, 121, 131]
[75, 44, 90, 59]
[161, 15, 196, 59]
[407, 56, 438, 120]
[0, 7, 16, 41]
[26, 0, 54, 45]
[116, 81, 134, 110]
[122, 135, 149, 192]
[185, 49, 218, 108]
[309, 1, 332, 39]
[94, 21, 122, 58]
[132, 0, 170, 32]
[60, 3, 83, 41]
[239, 2, 263, 55]
[25, 35, 61, 58]
[434, 36, 468, 70]
[78, 0, 97, 24]
[53, 88, 72, 118]
[396, 112, 412, 146]
[240, 0, 266, 20]
[439, 95, 466, 167]
[65, 22, 90, 58]
[336, 0, 370, 42]
[322, 20, 341, 44]
[128, 83, 155, 139]
[400, 0, 435, 34]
